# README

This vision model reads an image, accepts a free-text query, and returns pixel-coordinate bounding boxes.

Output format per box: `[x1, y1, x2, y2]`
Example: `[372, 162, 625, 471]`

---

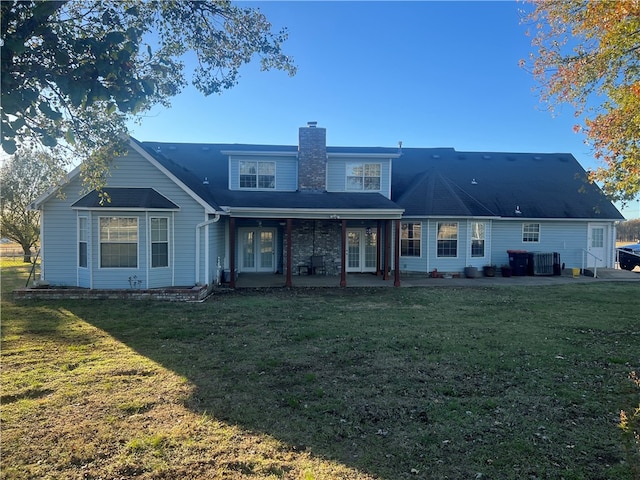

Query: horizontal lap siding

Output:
[327, 157, 392, 198]
[427, 220, 469, 272]
[41, 150, 211, 288]
[99, 151, 208, 287]
[40, 185, 82, 287]
[229, 155, 297, 191]
[397, 219, 594, 274]
[490, 221, 588, 268]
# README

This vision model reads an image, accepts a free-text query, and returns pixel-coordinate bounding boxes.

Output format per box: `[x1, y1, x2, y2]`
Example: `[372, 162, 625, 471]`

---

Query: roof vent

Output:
[203, 177, 209, 185]
[202, 146, 210, 151]
[515, 205, 522, 215]
[471, 178, 478, 185]
[483, 155, 491, 160]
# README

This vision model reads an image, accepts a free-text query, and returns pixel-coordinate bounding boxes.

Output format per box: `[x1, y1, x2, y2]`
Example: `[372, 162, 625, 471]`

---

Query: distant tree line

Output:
[617, 219, 640, 243]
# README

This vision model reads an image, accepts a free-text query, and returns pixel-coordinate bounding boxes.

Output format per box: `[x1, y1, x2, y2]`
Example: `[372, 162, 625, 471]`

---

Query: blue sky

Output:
[127, 1, 640, 219]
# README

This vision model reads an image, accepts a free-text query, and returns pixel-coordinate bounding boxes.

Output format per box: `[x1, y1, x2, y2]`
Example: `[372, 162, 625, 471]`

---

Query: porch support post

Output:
[285, 218, 293, 287]
[394, 219, 401, 287]
[229, 217, 236, 288]
[376, 221, 382, 276]
[340, 219, 347, 287]
[384, 220, 391, 280]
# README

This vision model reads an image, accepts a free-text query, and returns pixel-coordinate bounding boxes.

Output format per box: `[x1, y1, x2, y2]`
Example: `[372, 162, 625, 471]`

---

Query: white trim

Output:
[225, 207, 404, 220]
[149, 216, 171, 270]
[399, 221, 423, 259]
[221, 150, 297, 157]
[238, 159, 277, 190]
[522, 222, 541, 244]
[327, 152, 401, 159]
[345, 161, 383, 192]
[436, 221, 459, 259]
[128, 139, 219, 214]
[72, 207, 179, 212]
[98, 216, 139, 269]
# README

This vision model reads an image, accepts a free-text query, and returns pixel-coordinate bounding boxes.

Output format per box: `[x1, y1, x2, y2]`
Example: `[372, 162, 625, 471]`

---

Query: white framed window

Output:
[150, 217, 169, 268]
[239, 161, 275, 189]
[99, 217, 138, 268]
[346, 162, 381, 191]
[523, 223, 540, 243]
[437, 222, 458, 257]
[471, 222, 485, 257]
[400, 222, 421, 257]
[78, 216, 88, 268]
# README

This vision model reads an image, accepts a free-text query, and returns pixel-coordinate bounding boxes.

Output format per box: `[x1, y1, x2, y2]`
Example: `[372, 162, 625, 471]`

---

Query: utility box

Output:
[507, 250, 528, 276]
[528, 252, 554, 276]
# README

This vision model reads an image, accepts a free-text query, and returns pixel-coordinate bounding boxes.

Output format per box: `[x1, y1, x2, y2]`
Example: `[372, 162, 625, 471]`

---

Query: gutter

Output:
[195, 213, 223, 285]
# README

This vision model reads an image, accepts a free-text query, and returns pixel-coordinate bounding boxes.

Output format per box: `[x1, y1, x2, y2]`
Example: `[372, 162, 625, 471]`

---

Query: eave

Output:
[225, 207, 405, 220]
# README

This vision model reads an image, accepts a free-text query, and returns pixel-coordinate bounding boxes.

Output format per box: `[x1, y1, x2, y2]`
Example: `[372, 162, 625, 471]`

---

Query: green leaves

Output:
[1, 0, 296, 188]
[523, 0, 640, 204]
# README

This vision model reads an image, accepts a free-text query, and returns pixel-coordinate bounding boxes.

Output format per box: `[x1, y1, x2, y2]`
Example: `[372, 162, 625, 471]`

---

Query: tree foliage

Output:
[0, 148, 66, 261]
[1, 0, 296, 190]
[522, 0, 640, 204]
[617, 218, 640, 242]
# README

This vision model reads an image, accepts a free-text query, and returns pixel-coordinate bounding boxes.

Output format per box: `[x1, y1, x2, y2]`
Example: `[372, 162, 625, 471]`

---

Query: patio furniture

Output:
[311, 255, 326, 275]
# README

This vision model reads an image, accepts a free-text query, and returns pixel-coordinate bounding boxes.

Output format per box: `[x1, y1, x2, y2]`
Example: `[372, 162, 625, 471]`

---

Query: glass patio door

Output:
[346, 228, 377, 273]
[240, 228, 275, 272]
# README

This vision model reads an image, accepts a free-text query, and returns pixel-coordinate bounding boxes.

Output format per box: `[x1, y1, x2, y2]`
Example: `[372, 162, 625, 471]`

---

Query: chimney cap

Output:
[306, 121, 318, 128]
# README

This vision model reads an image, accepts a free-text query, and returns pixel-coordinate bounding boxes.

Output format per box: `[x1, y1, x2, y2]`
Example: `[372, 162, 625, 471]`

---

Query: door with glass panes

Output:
[239, 228, 276, 272]
[346, 228, 377, 273]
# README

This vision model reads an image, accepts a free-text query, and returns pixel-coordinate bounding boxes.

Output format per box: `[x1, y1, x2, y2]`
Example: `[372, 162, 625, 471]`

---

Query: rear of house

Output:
[31, 122, 624, 290]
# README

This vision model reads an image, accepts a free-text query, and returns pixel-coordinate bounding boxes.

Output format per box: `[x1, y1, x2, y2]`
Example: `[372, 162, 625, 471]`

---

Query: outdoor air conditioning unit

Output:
[528, 252, 554, 276]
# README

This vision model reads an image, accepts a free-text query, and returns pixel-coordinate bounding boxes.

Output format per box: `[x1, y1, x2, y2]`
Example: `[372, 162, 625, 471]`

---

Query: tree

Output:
[617, 218, 640, 243]
[1, 0, 296, 190]
[0, 148, 66, 262]
[522, 0, 640, 204]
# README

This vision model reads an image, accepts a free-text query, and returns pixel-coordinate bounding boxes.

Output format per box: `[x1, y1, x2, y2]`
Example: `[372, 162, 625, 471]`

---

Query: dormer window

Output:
[240, 161, 275, 189]
[346, 162, 381, 191]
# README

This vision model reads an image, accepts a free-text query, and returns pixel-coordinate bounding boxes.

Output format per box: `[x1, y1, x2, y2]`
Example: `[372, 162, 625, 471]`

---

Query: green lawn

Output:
[1, 262, 639, 479]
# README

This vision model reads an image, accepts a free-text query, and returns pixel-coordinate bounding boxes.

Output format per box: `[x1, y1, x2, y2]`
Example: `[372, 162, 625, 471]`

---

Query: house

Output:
[31, 122, 624, 290]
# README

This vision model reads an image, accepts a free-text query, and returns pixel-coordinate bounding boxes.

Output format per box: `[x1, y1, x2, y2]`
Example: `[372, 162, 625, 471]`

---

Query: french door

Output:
[239, 228, 276, 272]
[346, 228, 377, 273]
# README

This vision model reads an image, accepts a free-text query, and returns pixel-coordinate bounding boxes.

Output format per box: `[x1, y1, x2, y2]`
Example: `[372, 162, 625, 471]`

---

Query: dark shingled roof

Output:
[72, 187, 179, 210]
[138, 140, 623, 220]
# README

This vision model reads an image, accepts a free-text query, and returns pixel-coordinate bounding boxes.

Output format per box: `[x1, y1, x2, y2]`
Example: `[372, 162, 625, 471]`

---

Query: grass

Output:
[1, 260, 639, 479]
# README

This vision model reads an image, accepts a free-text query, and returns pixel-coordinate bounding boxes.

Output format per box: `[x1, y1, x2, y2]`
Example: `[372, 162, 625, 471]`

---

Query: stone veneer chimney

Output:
[298, 121, 327, 191]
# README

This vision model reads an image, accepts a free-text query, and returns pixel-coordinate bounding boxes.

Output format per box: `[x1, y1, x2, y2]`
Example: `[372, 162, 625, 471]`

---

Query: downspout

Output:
[195, 213, 221, 285]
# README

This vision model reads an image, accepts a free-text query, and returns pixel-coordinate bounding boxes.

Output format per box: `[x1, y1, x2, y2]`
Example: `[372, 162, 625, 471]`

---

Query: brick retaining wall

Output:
[13, 285, 213, 302]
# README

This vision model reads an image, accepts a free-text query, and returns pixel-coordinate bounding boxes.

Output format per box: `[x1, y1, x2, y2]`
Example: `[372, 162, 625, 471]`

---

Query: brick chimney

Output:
[298, 121, 327, 191]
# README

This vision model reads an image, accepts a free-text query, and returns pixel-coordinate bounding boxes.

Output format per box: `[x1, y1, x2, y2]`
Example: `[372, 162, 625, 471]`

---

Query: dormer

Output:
[224, 149, 298, 192]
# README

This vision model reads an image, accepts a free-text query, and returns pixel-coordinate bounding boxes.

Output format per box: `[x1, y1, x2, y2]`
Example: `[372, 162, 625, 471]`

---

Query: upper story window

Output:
[240, 161, 275, 189]
[522, 223, 540, 243]
[100, 217, 138, 268]
[400, 222, 421, 257]
[437, 222, 458, 257]
[346, 162, 381, 191]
